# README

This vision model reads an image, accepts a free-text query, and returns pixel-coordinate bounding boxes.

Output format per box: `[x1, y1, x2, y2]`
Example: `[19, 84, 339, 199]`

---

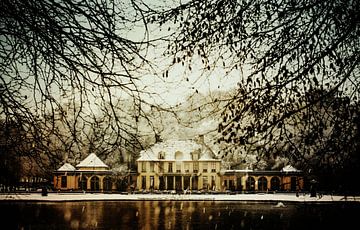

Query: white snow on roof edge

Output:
[76, 153, 109, 168]
[57, 163, 76, 171]
[137, 140, 203, 161]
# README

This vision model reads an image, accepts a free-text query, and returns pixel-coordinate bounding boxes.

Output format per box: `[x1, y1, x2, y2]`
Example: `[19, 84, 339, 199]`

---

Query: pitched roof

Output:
[137, 139, 218, 161]
[76, 153, 109, 168]
[57, 163, 76, 171]
[198, 149, 216, 161]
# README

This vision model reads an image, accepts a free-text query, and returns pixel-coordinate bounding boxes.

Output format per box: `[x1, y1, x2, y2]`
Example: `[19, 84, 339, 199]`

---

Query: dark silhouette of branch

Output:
[0, 0, 166, 182]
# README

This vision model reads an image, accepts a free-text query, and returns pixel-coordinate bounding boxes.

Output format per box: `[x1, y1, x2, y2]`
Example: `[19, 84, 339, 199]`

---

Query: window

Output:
[211, 162, 216, 172]
[61, 176, 67, 188]
[184, 163, 190, 173]
[150, 162, 154, 172]
[159, 162, 164, 173]
[78, 176, 87, 190]
[150, 176, 154, 189]
[246, 177, 255, 191]
[258, 177, 268, 191]
[270, 177, 280, 191]
[168, 162, 173, 173]
[193, 162, 199, 173]
[90, 176, 100, 191]
[236, 177, 242, 190]
[203, 176, 209, 189]
[202, 162, 208, 173]
[192, 152, 199, 161]
[103, 177, 112, 191]
[142, 176, 146, 190]
[211, 176, 216, 189]
[176, 162, 181, 173]
[291, 177, 297, 191]
[141, 162, 147, 172]
[229, 180, 234, 190]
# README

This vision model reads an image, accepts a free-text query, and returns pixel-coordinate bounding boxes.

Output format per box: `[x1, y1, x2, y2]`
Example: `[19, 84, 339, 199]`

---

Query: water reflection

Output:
[0, 201, 359, 229]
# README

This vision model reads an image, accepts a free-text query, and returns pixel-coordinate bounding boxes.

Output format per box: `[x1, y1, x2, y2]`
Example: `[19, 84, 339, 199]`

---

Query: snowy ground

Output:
[1, 193, 359, 202]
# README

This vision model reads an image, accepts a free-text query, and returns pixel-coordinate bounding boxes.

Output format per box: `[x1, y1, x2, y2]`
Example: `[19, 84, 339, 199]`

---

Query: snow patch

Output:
[281, 165, 300, 172]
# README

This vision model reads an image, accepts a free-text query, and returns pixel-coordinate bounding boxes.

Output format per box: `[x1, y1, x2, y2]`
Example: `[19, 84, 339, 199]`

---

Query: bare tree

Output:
[155, 1, 359, 162]
[0, 0, 164, 174]
[1, 0, 359, 191]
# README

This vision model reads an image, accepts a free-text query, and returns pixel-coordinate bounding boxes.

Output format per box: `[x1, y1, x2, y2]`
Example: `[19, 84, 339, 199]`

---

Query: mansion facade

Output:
[54, 137, 304, 192]
[136, 138, 222, 191]
[137, 138, 303, 192]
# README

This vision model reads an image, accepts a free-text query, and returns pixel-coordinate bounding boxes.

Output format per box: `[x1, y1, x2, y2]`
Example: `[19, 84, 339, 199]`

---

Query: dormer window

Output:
[158, 152, 165, 159]
[175, 151, 183, 160]
[192, 152, 199, 161]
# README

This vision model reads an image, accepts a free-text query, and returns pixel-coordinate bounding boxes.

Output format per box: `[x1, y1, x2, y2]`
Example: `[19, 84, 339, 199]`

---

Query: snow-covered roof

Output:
[57, 163, 76, 171]
[137, 139, 218, 161]
[281, 165, 300, 172]
[198, 150, 217, 161]
[76, 153, 109, 168]
[222, 169, 254, 174]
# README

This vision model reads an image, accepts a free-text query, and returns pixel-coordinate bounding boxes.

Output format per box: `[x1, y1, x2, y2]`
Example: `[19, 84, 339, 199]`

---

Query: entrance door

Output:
[159, 176, 165, 190]
[192, 176, 198, 190]
[175, 176, 182, 192]
[246, 177, 255, 191]
[236, 177, 242, 191]
[167, 176, 174, 190]
[184, 176, 190, 190]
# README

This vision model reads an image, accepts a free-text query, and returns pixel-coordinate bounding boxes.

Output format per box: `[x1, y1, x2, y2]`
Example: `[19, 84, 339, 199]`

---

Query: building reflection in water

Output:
[56, 202, 106, 229]
[133, 200, 216, 230]
[51, 200, 215, 229]
[2, 201, 358, 230]
[44, 200, 298, 229]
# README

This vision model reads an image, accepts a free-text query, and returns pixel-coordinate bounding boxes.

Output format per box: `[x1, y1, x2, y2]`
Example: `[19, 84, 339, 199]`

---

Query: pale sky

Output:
[138, 58, 243, 106]
[120, 0, 243, 106]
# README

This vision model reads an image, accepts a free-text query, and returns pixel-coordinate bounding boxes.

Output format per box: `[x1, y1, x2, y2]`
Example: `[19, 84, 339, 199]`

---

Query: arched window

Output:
[78, 176, 87, 190]
[246, 177, 255, 191]
[270, 177, 281, 191]
[90, 176, 100, 191]
[103, 177, 112, 191]
[258, 177, 268, 191]
[175, 151, 183, 160]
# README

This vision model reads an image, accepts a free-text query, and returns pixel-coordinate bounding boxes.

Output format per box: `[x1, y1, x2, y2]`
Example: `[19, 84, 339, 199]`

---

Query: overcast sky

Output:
[122, 6, 243, 106]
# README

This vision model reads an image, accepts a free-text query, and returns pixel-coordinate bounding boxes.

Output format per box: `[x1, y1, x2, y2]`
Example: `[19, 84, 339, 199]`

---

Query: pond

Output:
[0, 201, 359, 229]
